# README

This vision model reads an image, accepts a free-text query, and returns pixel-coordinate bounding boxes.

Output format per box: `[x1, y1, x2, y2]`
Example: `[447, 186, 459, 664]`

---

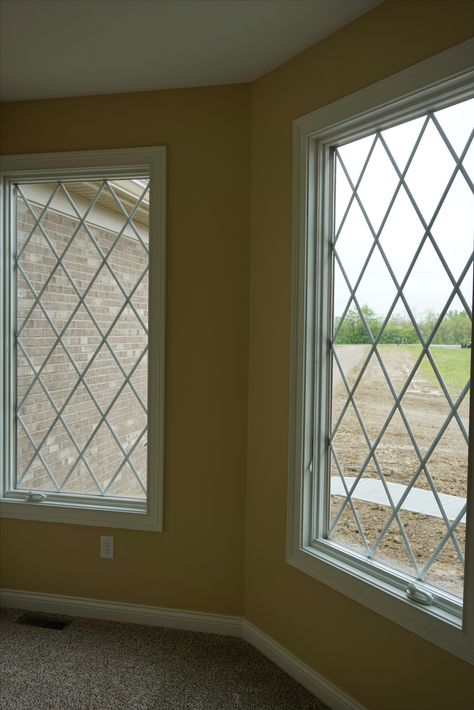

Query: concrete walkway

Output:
[331, 476, 466, 523]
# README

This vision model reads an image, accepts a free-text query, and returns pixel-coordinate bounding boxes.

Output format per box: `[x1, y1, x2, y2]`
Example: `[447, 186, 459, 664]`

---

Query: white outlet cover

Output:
[100, 536, 114, 560]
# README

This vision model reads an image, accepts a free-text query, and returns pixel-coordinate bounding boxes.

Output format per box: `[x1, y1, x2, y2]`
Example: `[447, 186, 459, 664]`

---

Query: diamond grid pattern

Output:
[15, 179, 150, 499]
[328, 104, 473, 590]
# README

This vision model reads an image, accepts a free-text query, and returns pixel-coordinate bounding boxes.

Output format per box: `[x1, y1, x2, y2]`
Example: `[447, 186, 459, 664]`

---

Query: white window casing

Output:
[287, 40, 474, 664]
[0, 147, 166, 531]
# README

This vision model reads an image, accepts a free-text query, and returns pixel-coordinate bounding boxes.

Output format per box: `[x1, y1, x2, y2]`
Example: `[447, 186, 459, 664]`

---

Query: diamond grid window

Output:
[327, 97, 472, 601]
[288, 53, 474, 662]
[14, 176, 150, 502]
[326, 100, 474, 596]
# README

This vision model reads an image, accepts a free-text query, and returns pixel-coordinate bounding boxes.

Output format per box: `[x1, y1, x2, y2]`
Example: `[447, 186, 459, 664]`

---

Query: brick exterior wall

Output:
[16, 201, 148, 499]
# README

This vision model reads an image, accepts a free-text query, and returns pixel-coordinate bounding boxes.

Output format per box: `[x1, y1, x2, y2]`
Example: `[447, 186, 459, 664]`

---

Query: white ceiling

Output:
[0, 0, 381, 102]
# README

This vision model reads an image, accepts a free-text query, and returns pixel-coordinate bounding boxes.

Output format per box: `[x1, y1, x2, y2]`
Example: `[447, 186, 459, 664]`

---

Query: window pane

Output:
[329, 97, 473, 599]
[15, 177, 149, 500]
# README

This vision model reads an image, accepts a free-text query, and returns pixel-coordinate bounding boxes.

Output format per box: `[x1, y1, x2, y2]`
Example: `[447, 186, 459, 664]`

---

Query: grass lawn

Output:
[403, 344, 471, 397]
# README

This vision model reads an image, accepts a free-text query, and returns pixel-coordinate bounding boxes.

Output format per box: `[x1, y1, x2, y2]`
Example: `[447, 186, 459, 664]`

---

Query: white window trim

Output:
[0, 146, 166, 532]
[287, 39, 474, 664]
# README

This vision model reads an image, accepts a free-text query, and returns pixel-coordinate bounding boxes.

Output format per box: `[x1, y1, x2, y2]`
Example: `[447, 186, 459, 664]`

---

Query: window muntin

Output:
[326, 97, 472, 603]
[14, 177, 149, 502]
[1, 147, 165, 530]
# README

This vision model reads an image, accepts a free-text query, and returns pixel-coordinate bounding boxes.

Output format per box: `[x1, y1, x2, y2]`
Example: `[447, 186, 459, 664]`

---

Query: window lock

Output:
[25, 492, 47, 503]
[406, 583, 434, 606]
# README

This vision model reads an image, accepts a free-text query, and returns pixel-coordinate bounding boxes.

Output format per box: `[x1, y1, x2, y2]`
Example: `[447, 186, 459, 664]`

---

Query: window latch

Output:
[406, 583, 434, 606]
[25, 491, 47, 503]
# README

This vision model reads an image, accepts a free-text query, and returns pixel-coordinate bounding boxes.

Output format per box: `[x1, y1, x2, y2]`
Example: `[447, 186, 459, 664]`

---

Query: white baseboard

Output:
[0, 588, 242, 637]
[242, 620, 365, 710]
[0, 588, 363, 710]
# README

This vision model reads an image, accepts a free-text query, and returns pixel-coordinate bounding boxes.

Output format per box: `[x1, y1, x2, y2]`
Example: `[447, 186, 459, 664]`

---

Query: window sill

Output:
[0, 495, 162, 531]
[287, 545, 473, 665]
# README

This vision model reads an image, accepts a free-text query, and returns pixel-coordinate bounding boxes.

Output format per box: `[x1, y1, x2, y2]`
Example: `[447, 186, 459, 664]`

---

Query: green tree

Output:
[334, 307, 471, 345]
[335, 305, 381, 344]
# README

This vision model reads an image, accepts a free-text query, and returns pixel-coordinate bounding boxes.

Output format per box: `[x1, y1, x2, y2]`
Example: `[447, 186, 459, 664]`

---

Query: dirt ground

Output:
[329, 344, 469, 597]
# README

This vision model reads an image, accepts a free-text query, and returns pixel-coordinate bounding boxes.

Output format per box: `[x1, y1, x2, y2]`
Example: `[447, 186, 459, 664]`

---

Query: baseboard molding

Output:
[242, 620, 366, 710]
[0, 588, 242, 637]
[0, 588, 363, 710]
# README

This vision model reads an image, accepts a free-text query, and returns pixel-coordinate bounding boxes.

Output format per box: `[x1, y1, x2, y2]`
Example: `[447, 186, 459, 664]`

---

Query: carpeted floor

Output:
[0, 608, 329, 709]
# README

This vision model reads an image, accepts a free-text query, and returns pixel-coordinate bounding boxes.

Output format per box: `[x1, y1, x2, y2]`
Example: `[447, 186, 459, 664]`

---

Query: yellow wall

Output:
[246, 1, 474, 708]
[0, 84, 251, 615]
[1, 0, 474, 707]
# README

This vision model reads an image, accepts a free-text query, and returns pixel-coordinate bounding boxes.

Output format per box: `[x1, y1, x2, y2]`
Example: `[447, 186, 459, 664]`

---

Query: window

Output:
[288, 42, 474, 663]
[0, 147, 166, 531]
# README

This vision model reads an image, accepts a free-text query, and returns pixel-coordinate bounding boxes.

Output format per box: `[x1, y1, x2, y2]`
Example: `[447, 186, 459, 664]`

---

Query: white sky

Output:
[333, 97, 474, 319]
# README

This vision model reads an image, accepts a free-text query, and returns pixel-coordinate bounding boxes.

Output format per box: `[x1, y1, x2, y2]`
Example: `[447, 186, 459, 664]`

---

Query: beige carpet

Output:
[0, 608, 328, 709]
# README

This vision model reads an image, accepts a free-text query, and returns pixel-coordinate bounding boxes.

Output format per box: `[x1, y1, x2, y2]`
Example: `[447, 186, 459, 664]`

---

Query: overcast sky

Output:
[333, 96, 474, 320]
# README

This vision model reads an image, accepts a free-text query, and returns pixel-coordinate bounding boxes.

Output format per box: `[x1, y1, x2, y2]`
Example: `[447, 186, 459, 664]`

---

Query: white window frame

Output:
[0, 147, 166, 532]
[287, 40, 474, 664]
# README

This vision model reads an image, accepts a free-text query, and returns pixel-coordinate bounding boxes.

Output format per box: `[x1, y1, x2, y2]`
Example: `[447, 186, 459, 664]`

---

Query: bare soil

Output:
[330, 344, 469, 597]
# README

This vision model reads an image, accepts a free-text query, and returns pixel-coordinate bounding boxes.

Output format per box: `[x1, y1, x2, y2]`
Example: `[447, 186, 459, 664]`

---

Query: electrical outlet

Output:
[100, 535, 114, 559]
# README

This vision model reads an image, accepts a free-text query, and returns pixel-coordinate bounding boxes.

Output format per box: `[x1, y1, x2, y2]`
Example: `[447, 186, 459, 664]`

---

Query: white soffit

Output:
[0, 0, 381, 102]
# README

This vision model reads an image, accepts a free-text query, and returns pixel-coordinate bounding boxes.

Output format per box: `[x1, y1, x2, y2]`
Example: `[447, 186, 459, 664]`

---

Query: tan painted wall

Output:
[246, 1, 474, 708]
[0, 84, 251, 615]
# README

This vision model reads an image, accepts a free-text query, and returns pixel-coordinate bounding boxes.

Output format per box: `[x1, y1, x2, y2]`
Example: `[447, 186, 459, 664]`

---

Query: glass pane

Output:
[15, 177, 149, 500]
[329, 101, 473, 600]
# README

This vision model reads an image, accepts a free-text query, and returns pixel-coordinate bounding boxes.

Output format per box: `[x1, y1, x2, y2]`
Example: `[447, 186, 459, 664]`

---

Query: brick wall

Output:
[16, 201, 148, 499]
